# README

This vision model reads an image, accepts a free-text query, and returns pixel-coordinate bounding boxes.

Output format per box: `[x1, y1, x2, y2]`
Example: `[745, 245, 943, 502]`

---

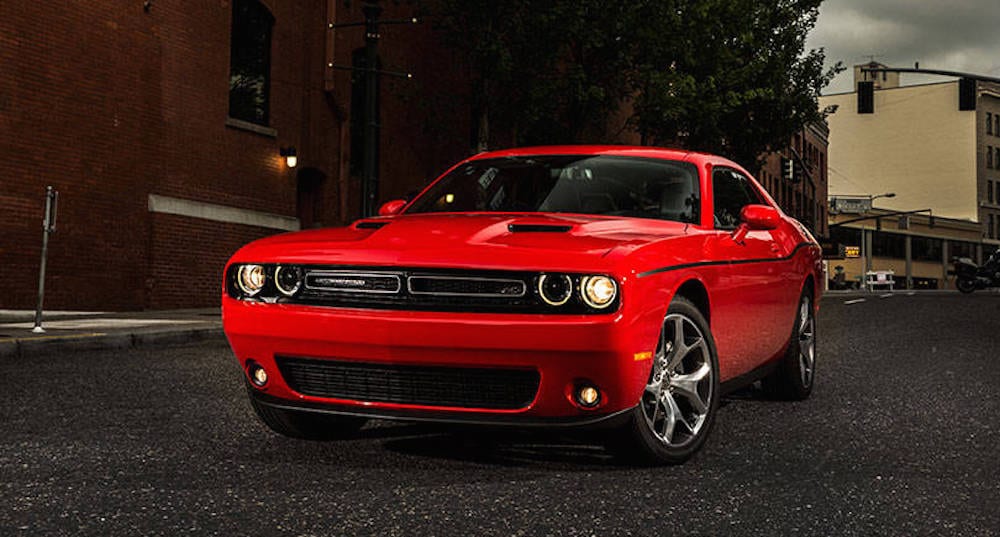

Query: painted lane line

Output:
[879, 293, 893, 299]
[844, 298, 867, 305]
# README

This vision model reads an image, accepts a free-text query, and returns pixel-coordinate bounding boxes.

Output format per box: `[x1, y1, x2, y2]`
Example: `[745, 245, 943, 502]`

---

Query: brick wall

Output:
[0, 0, 340, 310]
[0, 0, 472, 311]
[147, 213, 276, 309]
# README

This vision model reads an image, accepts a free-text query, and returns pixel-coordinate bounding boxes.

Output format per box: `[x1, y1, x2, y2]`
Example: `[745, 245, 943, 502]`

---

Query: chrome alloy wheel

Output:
[798, 298, 816, 388]
[641, 313, 714, 448]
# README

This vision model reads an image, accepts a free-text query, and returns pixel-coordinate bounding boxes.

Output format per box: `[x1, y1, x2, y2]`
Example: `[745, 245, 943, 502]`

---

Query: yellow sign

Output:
[845, 246, 861, 258]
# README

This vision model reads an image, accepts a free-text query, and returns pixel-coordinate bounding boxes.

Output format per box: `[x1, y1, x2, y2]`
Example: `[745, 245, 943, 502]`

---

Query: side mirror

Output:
[378, 199, 407, 216]
[740, 204, 781, 231]
[731, 204, 780, 243]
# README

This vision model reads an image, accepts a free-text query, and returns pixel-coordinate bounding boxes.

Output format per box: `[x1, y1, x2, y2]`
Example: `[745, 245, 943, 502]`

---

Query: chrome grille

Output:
[304, 271, 401, 293]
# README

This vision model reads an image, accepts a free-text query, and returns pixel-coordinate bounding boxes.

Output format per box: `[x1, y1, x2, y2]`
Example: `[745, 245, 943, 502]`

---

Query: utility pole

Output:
[329, 2, 417, 217]
[362, 2, 381, 218]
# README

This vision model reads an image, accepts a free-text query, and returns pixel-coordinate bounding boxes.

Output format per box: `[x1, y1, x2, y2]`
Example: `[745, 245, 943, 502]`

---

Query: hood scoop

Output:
[507, 223, 573, 233]
[354, 220, 388, 230]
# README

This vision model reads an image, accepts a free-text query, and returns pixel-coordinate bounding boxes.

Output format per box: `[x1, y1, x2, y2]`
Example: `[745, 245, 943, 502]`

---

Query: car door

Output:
[705, 166, 790, 377]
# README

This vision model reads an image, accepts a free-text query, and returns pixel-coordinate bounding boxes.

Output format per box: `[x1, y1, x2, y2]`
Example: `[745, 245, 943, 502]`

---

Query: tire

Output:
[248, 389, 367, 440]
[956, 277, 976, 294]
[608, 296, 720, 465]
[762, 286, 816, 401]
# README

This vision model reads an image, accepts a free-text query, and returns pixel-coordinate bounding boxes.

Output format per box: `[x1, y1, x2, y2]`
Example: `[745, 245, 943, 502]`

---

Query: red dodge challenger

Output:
[223, 146, 822, 464]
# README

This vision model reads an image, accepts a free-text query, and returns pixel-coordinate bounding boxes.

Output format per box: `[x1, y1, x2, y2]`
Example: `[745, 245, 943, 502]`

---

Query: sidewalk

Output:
[0, 308, 224, 358]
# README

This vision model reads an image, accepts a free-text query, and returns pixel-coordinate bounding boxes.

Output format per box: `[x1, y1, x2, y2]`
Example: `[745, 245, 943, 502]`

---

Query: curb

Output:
[0, 326, 225, 359]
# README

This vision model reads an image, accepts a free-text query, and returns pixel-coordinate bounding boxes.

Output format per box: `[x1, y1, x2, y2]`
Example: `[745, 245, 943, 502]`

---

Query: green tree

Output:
[429, 0, 639, 149]
[428, 0, 841, 167]
[631, 0, 841, 168]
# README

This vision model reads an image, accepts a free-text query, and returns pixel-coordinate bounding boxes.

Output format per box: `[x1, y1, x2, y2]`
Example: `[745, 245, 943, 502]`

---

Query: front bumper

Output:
[224, 298, 655, 420]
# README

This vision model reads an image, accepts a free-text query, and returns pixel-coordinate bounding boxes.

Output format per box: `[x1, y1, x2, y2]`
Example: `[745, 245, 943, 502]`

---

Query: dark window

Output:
[995, 115, 999, 136]
[989, 180, 994, 204]
[229, 0, 273, 125]
[989, 146, 994, 169]
[911, 236, 943, 261]
[830, 226, 861, 247]
[872, 231, 905, 259]
[989, 113, 994, 135]
[712, 168, 763, 229]
[990, 214, 996, 239]
[995, 147, 999, 168]
[350, 48, 381, 177]
[949, 240, 976, 260]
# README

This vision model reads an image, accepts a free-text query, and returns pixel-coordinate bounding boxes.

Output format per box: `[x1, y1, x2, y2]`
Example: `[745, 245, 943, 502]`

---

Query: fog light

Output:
[577, 385, 600, 407]
[248, 362, 268, 387]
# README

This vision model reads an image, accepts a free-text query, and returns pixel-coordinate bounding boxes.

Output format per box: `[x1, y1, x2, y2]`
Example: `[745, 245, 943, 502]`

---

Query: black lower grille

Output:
[275, 356, 540, 410]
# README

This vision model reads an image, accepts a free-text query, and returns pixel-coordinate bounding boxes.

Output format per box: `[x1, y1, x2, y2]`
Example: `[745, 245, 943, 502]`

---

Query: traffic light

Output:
[781, 156, 794, 181]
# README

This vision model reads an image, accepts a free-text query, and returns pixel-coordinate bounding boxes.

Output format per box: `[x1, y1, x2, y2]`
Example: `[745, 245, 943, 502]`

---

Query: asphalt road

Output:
[2, 294, 999, 536]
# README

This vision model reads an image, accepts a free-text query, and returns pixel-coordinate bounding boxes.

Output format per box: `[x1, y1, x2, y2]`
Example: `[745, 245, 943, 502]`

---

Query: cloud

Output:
[806, 0, 1000, 94]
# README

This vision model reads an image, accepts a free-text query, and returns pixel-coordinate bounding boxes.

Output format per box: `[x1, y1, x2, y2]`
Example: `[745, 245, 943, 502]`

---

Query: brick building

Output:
[1, 0, 833, 311]
[757, 123, 830, 239]
[0, 0, 467, 310]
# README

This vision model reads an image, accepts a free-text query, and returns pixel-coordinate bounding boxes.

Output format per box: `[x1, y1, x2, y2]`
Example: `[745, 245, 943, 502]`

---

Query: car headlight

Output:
[581, 275, 617, 309]
[274, 266, 303, 296]
[237, 264, 267, 296]
[538, 274, 573, 306]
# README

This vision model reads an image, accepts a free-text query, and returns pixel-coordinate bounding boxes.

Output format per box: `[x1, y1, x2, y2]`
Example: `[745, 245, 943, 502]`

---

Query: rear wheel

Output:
[248, 390, 367, 440]
[609, 297, 719, 465]
[762, 288, 816, 400]
[956, 277, 976, 294]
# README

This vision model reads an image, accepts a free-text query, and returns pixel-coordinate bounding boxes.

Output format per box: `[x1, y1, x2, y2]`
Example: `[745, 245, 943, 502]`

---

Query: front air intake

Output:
[276, 356, 540, 410]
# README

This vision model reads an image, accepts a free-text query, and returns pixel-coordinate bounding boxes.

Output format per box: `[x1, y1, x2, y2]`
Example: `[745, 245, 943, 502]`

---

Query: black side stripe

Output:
[637, 242, 816, 278]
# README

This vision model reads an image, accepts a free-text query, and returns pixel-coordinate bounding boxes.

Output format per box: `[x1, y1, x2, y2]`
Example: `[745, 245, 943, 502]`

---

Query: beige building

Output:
[821, 63, 1000, 289]
[828, 209, 985, 289]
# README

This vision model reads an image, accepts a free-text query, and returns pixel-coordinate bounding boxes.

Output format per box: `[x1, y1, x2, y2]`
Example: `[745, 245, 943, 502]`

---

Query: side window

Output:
[712, 168, 763, 229]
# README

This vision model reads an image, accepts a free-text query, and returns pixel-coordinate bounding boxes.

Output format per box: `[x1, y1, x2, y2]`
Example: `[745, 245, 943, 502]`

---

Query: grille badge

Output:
[304, 271, 402, 294]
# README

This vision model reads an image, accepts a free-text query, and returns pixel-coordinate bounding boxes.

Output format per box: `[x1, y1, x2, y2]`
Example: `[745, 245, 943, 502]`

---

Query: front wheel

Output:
[608, 296, 719, 465]
[956, 277, 977, 294]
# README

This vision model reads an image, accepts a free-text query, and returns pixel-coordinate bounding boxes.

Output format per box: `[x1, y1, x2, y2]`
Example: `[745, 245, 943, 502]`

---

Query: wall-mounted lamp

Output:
[279, 146, 297, 168]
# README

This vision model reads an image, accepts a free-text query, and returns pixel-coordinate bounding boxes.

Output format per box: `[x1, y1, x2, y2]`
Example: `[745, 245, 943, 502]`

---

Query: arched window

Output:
[229, 0, 274, 125]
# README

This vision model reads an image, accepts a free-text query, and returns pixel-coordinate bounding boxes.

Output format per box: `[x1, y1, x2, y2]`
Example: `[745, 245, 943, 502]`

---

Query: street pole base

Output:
[31, 326, 46, 334]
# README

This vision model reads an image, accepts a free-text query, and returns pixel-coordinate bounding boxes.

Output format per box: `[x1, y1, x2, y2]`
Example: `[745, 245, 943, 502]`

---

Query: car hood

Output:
[232, 213, 692, 272]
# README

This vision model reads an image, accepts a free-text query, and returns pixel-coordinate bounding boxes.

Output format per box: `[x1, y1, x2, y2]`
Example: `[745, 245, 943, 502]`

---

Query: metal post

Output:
[859, 225, 866, 291]
[904, 235, 912, 290]
[361, 1, 381, 217]
[32, 186, 58, 333]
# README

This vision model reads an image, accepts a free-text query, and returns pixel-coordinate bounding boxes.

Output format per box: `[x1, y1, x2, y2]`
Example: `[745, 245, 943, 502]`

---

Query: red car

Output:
[223, 146, 822, 464]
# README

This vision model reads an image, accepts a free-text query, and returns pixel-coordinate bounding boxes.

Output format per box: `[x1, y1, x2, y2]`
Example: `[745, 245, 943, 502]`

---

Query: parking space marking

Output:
[844, 298, 867, 305]
[879, 293, 894, 299]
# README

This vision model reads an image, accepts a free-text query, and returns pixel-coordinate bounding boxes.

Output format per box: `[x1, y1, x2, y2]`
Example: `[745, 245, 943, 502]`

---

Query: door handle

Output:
[770, 243, 781, 255]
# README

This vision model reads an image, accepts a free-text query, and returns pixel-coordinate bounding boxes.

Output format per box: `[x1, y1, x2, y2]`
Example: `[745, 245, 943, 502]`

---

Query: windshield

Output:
[405, 155, 701, 224]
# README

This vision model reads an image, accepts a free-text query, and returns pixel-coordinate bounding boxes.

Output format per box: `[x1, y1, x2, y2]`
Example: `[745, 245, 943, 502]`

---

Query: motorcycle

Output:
[953, 248, 1000, 293]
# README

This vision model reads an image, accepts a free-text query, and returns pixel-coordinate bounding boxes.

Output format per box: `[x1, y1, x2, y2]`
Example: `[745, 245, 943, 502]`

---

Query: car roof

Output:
[468, 145, 739, 168]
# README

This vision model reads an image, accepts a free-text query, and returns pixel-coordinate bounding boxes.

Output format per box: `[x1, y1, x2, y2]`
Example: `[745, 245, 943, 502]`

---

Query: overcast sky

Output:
[807, 0, 1000, 94]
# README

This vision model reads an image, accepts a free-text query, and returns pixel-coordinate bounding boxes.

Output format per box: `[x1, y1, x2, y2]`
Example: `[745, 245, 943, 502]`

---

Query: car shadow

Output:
[378, 428, 625, 469]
